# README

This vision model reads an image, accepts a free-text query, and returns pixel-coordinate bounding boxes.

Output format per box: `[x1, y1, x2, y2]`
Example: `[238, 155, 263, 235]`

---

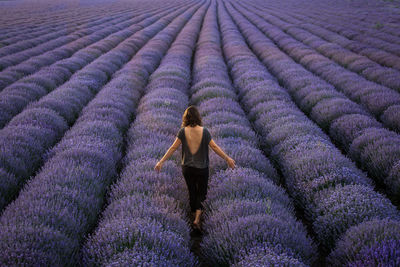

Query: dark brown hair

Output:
[181, 105, 202, 128]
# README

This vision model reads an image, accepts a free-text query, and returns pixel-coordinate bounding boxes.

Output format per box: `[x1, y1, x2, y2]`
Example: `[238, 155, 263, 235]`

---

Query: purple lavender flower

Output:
[232, 245, 308, 267]
[329, 114, 381, 151]
[327, 218, 400, 266]
[312, 184, 400, 250]
[205, 168, 291, 208]
[381, 104, 400, 133]
[348, 240, 400, 267]
[201, 214, 316, 266]
[82, 217, 197, 266]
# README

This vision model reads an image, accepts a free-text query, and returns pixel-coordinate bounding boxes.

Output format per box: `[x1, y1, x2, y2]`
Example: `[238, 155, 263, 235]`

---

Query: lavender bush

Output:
[81, 3, 207, 265]
[190, 2, 317, 266]
[327, 218, 400, 266]
[232, 245, 308, 267]
[1, 0, 399, 265]
[0, 3, 190, 213]
[0, 5, 184, 128]
[0, 3, 200, 265]
[220, 1, 400, 263]
[227, 0, 400, 204]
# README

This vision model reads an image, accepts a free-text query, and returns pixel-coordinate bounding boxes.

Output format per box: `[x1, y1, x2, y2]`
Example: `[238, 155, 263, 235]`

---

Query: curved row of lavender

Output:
[0, 3, 191, 212]
[263, 0, 400, 49]
[228, 0, 400, 205]
[0, 8, 130, 64]
[259, 7, 400, 93]
[0, 1, 185, 89]
[260, 3, 400, 71]
[81, 2, 207, 265]
[0, 2, 120, 43]
[190, 2, 317, 266]
[0, 2, 197, 265]
[220, 1, 400, 266]
[0, 3, 187, 128]
[255, 1, 400, 134]
[0, 8, 137, 88]
[0, 0, 399, 265]
[239, 2, 400, 133]
[236, 1, 400, 135]
[0, 0, 125, 36]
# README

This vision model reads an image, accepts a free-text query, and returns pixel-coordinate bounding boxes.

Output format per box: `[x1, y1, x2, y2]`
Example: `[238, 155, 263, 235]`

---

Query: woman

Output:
[154, 105, 236, 230]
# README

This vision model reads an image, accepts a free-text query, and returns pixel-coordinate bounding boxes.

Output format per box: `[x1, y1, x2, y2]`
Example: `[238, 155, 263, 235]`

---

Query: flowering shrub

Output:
[191, 3, 317, 266]
[327, 219, 400, 266]
[0, 3, 201, 265]
[220, 1, 400, 264]
[81, 3, 206, 265]
[228, 0, 400, 203]
[0, 0, 399, 265]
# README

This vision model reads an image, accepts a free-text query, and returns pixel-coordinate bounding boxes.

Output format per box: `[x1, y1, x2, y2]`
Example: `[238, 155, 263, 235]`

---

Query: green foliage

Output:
[374, 22, 384, 29]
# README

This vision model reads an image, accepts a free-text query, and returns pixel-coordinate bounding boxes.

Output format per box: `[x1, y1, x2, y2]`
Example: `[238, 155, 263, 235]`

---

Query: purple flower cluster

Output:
[0, 0, 158, 58]
[250, 0, 400, 60]
[0, 3, 190, 213]
[0, 10, 136, 88]
[228, 1, 400, 204]
[0, 3, 199, 265]
[263, 5, 400, 70]
[0, 3, 185, 128]
[0, 7, 117, 62]
[239, 1, 400, 135]
[327, 218, 400, 266]
[238, 1, 400, 120]
[220, 1, 400, 263]
[191, 3, 317, 266]
[0, 0, 399, 265]
[81, 3, 207, 265]
[232, 245, 308, 267]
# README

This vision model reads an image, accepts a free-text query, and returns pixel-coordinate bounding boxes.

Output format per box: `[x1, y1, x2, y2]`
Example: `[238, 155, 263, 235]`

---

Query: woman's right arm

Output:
[209, 139, 236, 169]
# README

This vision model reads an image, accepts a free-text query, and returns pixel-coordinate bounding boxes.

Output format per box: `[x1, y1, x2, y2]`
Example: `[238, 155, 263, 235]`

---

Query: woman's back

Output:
[177, 125, 211, 168]
[184, 126, 204, 155]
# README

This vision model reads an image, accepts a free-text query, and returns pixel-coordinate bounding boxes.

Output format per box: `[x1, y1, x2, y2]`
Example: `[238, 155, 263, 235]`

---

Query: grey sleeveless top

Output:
[176, 127, 212, 168]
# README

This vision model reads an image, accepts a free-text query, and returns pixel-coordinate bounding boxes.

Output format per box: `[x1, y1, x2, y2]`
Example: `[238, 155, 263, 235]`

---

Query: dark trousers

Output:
[182, 165, 209, 212]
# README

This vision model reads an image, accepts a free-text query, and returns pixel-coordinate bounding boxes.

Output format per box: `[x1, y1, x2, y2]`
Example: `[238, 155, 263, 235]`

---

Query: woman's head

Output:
[181, 105, 202, 127]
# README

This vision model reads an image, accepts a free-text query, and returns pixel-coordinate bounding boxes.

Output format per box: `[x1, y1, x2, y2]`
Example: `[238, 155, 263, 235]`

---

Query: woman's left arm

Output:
[154, 137, 181, 172]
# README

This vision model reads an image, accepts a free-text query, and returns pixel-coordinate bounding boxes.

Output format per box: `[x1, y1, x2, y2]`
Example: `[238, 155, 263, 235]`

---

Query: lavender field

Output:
[0, 0, 400, 266]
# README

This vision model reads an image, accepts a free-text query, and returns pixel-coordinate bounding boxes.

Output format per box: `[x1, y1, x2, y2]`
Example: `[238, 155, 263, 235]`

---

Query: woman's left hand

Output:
[154, 161, 163, 172]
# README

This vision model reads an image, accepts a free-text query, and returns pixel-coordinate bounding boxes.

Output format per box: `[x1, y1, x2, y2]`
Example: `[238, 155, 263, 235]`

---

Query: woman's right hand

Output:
[154, 161, 163, 172]
[226, 157, 236, 169]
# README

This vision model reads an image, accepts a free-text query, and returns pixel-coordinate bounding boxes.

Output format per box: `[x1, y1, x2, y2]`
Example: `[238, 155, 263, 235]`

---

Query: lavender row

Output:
[0, 4, 168, 75]
[260, 4, 400, 71]
[0, 4, 184, 128]
[274, 0, 398, 24]
[301, 1, 400, 42]
[0, 3, 117, 41]
[0, 8, 132, 60]
[259, 0, 400, 44]
[233, 0, 400, 201]
[260, 0, 400, 54]
[231, 1, 400, 202]
[0, 0, 134, 39]
[81, 3, 207, 265]
[0, 4, 140, 44]
[0, 3, 198, 265]
[222, 2, 400, 264]
[235, 1, 400, 134]
[244, 3, 400, 93]
[0, 0, 118, 30]
[0, 4, 190, 213]
[0, 9, 136, 81]
[188, 2, 318, 266]
[245, 1, 400, 85]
